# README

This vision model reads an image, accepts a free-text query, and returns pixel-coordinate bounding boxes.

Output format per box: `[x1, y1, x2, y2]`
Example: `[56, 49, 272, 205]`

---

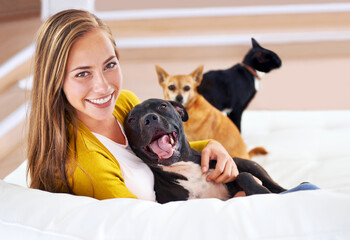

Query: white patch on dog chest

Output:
[160, 162, 230, 200]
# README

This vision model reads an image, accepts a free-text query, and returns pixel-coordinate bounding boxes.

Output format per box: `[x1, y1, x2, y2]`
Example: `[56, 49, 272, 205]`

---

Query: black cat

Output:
[197, 38, 282, 132]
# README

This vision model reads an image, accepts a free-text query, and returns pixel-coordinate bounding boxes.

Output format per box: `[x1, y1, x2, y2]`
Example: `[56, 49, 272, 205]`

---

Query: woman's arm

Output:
[191, 140, 239, 184]
[189, 139, 210, 151]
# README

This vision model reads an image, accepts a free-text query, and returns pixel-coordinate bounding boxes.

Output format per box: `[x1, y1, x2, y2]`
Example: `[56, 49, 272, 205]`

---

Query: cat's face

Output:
[243, 38, 282, 73]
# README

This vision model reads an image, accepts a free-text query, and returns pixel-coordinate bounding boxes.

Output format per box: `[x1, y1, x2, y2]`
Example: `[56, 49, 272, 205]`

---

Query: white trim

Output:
[18, 75, 34, 91]
[41, 0, 95, 21]
[95, 3, 350, 21]
[116, 31, 350, 49]
[0, 44, 35, 81]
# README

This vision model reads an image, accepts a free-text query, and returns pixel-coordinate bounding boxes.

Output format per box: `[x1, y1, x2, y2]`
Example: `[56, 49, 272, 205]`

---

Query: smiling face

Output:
[63, 29, 122, 127]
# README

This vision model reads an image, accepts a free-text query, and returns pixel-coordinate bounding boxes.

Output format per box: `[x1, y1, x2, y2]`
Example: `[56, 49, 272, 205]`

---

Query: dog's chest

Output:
[160, 162, 230, 200]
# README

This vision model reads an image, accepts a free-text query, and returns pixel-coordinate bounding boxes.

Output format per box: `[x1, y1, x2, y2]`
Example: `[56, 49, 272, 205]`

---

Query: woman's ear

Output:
[169, 101, 189, 122]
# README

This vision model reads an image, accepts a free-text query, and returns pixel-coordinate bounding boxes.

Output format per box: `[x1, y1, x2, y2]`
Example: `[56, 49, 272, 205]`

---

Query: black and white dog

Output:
[124, 98, 286, 204]
[197, 38, 282, 132]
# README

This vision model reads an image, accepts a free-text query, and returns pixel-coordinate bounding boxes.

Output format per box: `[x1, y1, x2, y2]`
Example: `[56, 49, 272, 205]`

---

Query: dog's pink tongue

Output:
[149, 135, 174, 159]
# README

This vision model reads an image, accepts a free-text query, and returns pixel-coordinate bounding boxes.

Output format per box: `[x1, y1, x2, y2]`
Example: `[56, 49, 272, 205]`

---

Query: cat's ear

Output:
[251, 38, 262, 49]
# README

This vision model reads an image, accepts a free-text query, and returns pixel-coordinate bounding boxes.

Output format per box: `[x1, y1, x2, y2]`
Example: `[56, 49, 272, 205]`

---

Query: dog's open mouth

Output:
[144, 130, 177, 160]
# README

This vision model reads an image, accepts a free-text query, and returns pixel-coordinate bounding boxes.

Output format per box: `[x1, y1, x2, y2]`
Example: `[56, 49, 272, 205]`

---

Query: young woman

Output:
[26, 9, 239, 201]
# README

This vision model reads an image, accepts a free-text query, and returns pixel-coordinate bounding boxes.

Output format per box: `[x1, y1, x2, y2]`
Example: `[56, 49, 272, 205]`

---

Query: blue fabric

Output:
[280, 182, 320, 194]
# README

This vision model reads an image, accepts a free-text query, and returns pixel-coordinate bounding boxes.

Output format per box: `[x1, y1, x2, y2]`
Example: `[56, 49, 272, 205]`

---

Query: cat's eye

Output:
[257, 51, 264, 57]
[168, 85, 176, 91]
[256, 51, 270, 63]
[183, 85, 191, 91]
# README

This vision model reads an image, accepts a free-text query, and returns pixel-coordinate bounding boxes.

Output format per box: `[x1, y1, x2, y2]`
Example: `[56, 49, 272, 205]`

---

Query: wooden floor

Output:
[1, 4, 350, 178]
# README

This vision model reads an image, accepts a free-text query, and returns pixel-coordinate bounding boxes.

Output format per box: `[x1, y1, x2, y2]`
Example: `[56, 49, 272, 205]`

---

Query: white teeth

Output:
[88, 94, 112, 104]
[169, 134, 175, 145]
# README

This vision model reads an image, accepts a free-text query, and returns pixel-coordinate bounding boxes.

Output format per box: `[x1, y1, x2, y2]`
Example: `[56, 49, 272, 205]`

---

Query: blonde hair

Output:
[27, 9, 119, 193]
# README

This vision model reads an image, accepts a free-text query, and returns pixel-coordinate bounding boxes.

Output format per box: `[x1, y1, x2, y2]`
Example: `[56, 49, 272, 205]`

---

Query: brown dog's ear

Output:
[169, 101, 189, 122]
[190, 65, 204, 86]
[155, 65, 169, 85]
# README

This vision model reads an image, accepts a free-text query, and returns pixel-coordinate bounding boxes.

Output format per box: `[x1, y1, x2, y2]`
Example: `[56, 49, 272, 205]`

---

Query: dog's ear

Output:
[190, 65, 204, 86]
[251, 38, 262, 49]
[169, 101, 189, 122]
[155, 65, 169, 85]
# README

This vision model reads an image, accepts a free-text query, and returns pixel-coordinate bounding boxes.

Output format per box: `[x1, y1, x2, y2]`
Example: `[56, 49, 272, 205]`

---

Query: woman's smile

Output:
[86, 91, 114, 107]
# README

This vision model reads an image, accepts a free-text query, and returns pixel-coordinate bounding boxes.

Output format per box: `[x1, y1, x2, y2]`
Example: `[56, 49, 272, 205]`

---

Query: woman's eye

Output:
[105, 62, 117, 70]
[76, 71, 89, 78]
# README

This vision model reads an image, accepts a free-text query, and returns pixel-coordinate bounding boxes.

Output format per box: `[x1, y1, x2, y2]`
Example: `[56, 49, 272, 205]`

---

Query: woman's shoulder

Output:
[117, 90, 140, 106]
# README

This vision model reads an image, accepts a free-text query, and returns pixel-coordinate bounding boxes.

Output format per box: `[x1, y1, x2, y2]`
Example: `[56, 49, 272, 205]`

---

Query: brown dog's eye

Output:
[183, 85, 191, 91]
[168, 85, 176, 91]
[128, 118, 135, 124]
[158, 104, 167, 111]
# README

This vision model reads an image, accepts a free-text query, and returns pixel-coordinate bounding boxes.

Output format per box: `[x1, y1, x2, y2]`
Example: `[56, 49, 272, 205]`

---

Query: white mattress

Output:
[1, 110, 350, 239]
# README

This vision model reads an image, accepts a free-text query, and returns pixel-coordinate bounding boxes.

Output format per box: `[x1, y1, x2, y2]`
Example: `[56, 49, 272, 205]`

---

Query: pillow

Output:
[1, 180, 350, 239]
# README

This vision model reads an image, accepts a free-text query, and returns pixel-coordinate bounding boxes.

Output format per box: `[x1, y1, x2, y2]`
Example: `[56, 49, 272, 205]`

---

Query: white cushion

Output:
[2, 110, 350, 239]
[1, 180, 350, 239]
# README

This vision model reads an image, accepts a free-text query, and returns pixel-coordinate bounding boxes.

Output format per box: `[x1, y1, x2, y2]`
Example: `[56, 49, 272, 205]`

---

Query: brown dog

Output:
[156, 65, 267, 159]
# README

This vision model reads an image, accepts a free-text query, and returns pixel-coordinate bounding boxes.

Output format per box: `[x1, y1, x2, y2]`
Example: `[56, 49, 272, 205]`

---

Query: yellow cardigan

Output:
[67, 90, 209, 200]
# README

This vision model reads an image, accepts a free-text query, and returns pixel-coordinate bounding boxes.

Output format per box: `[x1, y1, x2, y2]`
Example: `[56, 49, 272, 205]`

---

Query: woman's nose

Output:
[93, 71, 110, 92]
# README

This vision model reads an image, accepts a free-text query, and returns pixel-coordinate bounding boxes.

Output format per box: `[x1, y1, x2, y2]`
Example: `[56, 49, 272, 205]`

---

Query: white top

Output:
[93, 120, 156, 202]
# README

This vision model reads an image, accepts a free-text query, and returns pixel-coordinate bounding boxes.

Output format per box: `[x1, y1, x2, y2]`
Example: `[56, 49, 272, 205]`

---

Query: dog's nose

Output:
[176, 95, 183, 103]
[144, 113, 159, 126]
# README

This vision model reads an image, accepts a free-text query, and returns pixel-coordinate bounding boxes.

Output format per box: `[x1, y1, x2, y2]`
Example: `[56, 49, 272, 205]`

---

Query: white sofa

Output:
[1, 110, 350, 240]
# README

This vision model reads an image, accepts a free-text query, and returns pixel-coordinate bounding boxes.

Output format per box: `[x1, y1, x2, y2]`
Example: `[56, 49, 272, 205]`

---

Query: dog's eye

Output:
[158, 104, 167, 111]
[127, 117, 135, 124]
[183, 85, 191, 91]
[168, 85, 176, 91]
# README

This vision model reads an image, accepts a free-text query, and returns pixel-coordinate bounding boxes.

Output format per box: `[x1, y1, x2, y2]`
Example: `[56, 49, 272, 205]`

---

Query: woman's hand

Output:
[201, 140, 239, 183]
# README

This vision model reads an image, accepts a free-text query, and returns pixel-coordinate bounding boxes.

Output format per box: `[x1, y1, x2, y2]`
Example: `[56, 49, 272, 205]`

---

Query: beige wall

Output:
[119, 42, 350, 111]
[0, 0, 350, 112]
[97, 0, 350, 110]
